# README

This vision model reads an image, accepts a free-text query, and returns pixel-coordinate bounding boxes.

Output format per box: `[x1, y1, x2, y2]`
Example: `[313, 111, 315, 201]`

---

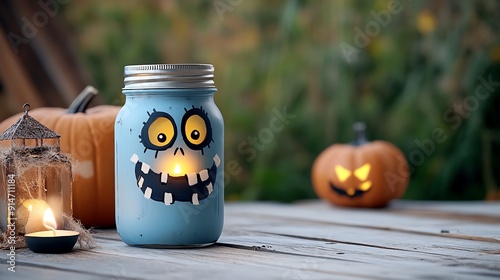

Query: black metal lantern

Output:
[0, 104, 72, 235]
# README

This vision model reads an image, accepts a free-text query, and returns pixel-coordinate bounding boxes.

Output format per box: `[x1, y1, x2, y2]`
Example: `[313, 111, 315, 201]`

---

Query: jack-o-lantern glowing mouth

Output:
[329, 182, 371, 198]
[131, 153, 220, 205]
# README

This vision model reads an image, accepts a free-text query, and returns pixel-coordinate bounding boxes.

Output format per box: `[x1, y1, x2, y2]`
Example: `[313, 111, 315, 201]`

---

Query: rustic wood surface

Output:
[1, 200, 499, 280]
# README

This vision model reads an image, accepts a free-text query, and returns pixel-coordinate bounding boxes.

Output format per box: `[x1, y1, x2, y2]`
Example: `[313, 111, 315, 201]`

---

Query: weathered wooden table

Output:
[1, 200, 500, 279]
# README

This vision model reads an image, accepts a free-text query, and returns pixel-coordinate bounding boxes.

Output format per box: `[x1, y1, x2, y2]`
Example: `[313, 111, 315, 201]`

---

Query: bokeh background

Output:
[1, 0, 499, 202]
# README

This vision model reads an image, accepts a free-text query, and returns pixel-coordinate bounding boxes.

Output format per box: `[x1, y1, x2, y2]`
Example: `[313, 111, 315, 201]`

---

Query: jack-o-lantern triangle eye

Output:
[334, 165, 351, 182]
[354, 163, 371, 181]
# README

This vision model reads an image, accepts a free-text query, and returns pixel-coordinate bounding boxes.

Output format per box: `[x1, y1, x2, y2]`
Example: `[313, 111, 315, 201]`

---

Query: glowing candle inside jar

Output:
[43, 208, 57, 236]
[173, 164, 181, 175]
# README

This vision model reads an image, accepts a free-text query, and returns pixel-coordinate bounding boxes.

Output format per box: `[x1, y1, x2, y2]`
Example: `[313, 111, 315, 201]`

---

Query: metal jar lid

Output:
[123, 64, 215, 89]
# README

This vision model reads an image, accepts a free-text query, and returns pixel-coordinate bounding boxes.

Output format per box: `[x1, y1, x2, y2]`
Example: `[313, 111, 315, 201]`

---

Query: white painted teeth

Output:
[144, 187, 152, 199]
[192, 193, 199, 205]
[130, 154, 139, 163]
[187, 172, 198, 186]
[132, 153, 219, 205]
[141, 162, 150, 174]
[207, 182, 213, 194]
[164, 192, 173, 205]
[213, 154, 221, 167]
[199, 169, 209, 181]
[161, 172, 168, 183]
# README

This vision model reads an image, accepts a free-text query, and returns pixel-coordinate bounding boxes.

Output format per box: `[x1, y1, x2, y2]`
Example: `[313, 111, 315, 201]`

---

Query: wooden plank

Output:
[221, 219, 500, 269]
[0, 263, 104, 280]
[223, 213, 500, 254]
[13, 0, 88, 106]
[389, 200, 500, 224]
[1, 201, 499, 279]
[0, 23, 44, 110]
[91, 237, 500, 280]
[220, 205, 500, 273]
[4, 244, 367, 280]
[0, 0, 92, 115]
[5, 228, 492, 280]
[90, 206, 500, 278]
[93, 225, 499, 279]
[225, 202, 500, 241]
[389, 200, 500, 217]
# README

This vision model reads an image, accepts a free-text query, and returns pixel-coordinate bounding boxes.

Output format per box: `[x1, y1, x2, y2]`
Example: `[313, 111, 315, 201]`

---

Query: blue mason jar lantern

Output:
[115, 64, 224, 247]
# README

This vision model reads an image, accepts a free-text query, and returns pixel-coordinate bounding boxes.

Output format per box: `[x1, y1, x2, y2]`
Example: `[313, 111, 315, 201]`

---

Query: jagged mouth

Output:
[131, 153, 220, 205]
[329, 182, 370, 198]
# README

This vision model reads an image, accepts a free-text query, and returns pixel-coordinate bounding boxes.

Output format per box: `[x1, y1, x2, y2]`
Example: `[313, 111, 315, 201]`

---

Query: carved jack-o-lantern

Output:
[312, 123, 409, 208]
[331, 163, 373, 198]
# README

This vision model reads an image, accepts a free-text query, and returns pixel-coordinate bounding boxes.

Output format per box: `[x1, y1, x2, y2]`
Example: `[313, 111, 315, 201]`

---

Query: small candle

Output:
[173, 164, 181, 175]
[24, 207, 79, 254]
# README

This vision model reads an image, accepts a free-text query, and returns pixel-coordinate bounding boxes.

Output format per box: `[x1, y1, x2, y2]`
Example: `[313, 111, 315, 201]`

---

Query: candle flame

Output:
[28, 205, 33, 212]
[43, 208, 57, 235]
[173, 164, 181, 175]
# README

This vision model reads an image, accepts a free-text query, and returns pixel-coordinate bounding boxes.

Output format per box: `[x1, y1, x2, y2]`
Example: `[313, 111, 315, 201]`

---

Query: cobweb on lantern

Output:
[0, 104, 95, 249]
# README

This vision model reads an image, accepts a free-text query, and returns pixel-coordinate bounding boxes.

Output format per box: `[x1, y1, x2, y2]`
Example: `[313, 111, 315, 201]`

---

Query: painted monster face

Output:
[130, 107, 220, 205]
[329, 163, 372, 198]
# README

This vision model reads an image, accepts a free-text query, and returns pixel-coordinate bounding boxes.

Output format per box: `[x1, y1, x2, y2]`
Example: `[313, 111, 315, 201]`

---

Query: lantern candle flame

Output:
[24, 206, 80, 253]
[43, 208, 57, 236]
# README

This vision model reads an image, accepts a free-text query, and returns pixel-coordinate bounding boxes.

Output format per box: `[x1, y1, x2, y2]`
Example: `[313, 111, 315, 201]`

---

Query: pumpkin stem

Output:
[67, 85, 98, 114]
[352, 122, 368, 146]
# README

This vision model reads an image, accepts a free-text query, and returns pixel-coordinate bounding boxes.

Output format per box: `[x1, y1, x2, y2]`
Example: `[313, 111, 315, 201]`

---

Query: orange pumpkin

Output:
[0, 87, 120, 227]
[312, 123, 409, 208]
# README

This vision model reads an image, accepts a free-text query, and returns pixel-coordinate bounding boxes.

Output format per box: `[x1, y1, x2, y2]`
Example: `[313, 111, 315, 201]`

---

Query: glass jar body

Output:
[115, 88, 224, 247]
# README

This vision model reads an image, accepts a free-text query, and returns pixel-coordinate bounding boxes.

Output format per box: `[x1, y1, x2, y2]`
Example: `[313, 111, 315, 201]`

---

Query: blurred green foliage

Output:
[60, 0, 500, 201]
